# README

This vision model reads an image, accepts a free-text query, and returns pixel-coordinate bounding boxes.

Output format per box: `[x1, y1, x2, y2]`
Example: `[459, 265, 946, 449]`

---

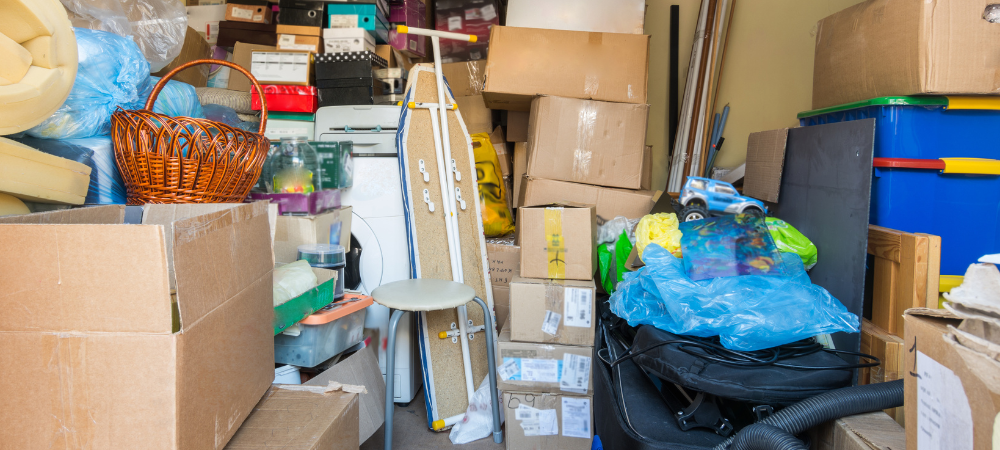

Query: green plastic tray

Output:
[273, 269, 337, 335]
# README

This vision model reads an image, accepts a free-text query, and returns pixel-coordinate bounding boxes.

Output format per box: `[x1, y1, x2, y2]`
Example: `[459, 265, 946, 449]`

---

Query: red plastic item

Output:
[251, 85, 319, 113]
[872, 157, 945, 170]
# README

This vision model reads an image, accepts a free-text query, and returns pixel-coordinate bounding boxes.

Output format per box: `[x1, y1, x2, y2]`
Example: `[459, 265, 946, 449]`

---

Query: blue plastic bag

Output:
[609, 244, 858, 351]
[26, 28, 203, 139]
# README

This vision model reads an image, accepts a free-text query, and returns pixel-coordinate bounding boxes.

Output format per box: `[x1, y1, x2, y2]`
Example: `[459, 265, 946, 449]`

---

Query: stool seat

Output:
[371, 279, 476, 311]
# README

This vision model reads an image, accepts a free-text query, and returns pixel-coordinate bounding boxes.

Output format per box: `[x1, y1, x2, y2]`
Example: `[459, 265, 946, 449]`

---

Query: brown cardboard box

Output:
[520, 177, 655, 222]
[489, 126, 511, 177]
[526, 96, 649, 189]
[904, 309, 999, 449]
[743, 128, 789, 203]
[487, 242, 521, 288]
[0, 203, 274, 449]
[504, 392, 593, 449]
[153, 27, 214, 87]
[229, 42, 277, 92]
[225, 3, 272, 24]
[304, 345, 385, 445]
[276, 24, 323, 37]
[483, 26, 650, 111]
[809, 412, 906, 450]
[456, 94, 493, 135]
[493, 285, 510, 330]
[498, 323, 594, 395]
[274, 206, 353, 263]
[278, 34, 322, 53]
[507, 110, 529, 142]
[859, 319, 905, 424]
[224, 388, 359, 450]
[442, 60, 486, 97]
[509, 276, 596, 346]
[512, 142, 527, 207]
[516, 205, 596, 280]
[812, 0, 1000, 109]
[641, 145, 652, 191]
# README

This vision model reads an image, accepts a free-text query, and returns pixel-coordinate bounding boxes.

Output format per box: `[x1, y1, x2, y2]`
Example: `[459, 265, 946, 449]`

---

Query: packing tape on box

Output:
[544, 207, 567, 278]
[466, 61, 483, 95]
[574, 103, 597, 181]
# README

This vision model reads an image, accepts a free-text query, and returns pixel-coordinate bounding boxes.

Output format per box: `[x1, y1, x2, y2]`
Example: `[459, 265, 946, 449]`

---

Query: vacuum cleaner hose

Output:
[719, 379, 903, 450]
[730, 424, 807, 450]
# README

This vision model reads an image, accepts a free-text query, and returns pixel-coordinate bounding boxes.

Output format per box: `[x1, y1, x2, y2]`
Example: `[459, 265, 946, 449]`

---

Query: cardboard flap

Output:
[905, 307, 960, 320]
[171, 202, 274, 330]
[0, 223, 172, 333]
[304, 345, 385, 445]
[0, 205, 125, 224]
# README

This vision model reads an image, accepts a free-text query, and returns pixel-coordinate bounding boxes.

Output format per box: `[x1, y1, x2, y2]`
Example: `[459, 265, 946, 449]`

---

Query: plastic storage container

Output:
[298, 243, 347, 299]
[274, 293, 373, 367]
[799, 96, 1000, 275]
[266, 137, 321, 193]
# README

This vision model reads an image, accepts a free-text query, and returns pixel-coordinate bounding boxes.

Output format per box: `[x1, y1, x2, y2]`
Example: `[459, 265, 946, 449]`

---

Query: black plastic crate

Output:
[318, 86, 375, 106]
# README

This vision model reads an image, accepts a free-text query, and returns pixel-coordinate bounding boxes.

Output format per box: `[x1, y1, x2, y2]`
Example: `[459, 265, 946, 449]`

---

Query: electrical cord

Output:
[604, 334, 880, 371]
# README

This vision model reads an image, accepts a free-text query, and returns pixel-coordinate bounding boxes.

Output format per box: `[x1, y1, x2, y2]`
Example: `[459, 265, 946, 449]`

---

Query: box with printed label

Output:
[277, 34, 322, 53]
[498, 322, 593, 395]
[225, 3, 272, 24]
[250, 51, 312, 86]
[508, 276, 596, 347]
[323, 27, 377, 54]
[504, 392, 593, 450]
[274, 206, 353, 263]
[516, 205, 596, 281]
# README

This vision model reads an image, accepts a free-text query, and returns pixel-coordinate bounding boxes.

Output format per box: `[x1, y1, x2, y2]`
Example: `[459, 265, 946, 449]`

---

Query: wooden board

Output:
[398, 65, 495, 426]
[867, 225, 938, 335]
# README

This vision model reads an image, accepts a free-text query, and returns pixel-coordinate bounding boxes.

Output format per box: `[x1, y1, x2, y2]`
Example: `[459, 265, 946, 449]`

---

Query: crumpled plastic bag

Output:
[609, 243, 859, 351]
[472, 133, 515, 237]
[273, 260, 319, 307]
[60, 0, 187, 72]
[635, 213, 683, 259]
[598, 216, 639, 245]
[26, 29, 204, 140]
[449, 379, 503, 445]
[766, 217, 818, 270]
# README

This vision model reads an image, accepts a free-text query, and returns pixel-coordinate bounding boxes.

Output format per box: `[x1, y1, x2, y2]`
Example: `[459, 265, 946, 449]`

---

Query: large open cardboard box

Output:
[0, 203, 275, 449]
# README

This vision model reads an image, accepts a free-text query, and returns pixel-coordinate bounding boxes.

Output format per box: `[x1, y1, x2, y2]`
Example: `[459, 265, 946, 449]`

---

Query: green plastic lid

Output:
[797, 96, 949, 119]
[269, 111, 317, 122]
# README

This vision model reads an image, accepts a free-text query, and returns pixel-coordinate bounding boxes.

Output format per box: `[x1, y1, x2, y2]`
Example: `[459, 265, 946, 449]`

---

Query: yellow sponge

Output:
[0, 137, 92, 205]
[0, 32, 31, 85]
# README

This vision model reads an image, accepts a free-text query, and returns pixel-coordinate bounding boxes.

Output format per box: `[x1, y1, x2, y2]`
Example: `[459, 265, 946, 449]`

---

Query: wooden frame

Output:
[867, 225, 942, 335]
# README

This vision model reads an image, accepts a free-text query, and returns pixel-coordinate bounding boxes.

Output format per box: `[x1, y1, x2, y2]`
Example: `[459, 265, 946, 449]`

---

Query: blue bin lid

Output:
[797, 96, 949, 119]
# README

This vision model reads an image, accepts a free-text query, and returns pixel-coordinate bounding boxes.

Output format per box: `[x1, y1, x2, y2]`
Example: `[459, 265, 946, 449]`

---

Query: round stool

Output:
[371, 278, 503, 449]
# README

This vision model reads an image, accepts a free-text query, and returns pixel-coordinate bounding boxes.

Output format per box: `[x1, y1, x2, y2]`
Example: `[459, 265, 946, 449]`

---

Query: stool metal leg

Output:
[472, 296, 503, 444]
[384, 309, 405, 450]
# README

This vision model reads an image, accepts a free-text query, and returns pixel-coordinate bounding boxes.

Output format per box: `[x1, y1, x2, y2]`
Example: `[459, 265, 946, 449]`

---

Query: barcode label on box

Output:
[520, 358, 559, 383]
[497, 359, 519, 381]
[542, 310, 561, 335]
[562, 397, 591, 439]
[560, 353, 591, 393]
[232, 6, 254, 20]
[481, 4, 497, 21]
[563, 288, 592, 328]
[447, 16, 462, 31]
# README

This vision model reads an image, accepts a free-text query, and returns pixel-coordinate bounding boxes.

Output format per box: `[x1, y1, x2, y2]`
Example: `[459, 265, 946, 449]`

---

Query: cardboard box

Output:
[153, 27, 213, 87]
[456, 94, 493, 136]
[276, 24, 323, 37]
[441, 60, 486, 97]
[489, 125, 511, 177]
[513, 142, 527, 207]
[323, 27, 376, 53]
[517, 205, 596, 281]
[859, 319, 905, 424]
[229, 42, 277, 92]
[509, 276, 596, 346]
[507, 110, 529, 142]
[0, 203, 274, 449]
[483, 26, 650, 111]
[810, 412, 906, 450]
[641, 145, 652, 191]
[506, 0, 645, 34]
[278, 34, 322, 53]
[186, 4, 227, 44]
[504, 392, 593, 449]
[251, 51, 313, 86]
[526, 96, 649, 189]
[743, 128, 789, 204]
[217, 20, 278, 47]
[224, 388, 359, 450]
[493, 285, 510, 331]
[813, 0, 1000, 109]
[904, 309, 1000, 449]
[305, 344, 385, 445]
[487, 242, 520, 288]
[498, 323, 594, 395]
[226, 3, 272, 24]
[520, 177, 655, 222]
[274, 206, 353, 263]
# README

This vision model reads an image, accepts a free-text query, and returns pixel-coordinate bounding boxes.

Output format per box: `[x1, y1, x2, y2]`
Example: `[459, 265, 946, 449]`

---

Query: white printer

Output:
[315, 105, 421, 404]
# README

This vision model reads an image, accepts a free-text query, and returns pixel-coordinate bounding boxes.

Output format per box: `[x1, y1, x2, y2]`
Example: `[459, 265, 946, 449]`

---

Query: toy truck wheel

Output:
[681, 205, 709, 222]
[742, 206, 764, 216]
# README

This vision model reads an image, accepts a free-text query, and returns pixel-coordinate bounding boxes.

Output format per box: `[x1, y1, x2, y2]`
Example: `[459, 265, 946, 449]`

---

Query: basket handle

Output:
[147, 59, 268, 134]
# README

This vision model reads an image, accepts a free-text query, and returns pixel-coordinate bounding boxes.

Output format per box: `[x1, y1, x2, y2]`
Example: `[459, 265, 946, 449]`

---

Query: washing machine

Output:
[316, 105, 421, 404]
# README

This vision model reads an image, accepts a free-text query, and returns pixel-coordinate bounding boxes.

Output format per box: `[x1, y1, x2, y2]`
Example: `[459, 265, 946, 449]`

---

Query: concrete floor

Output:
[362, 389, 506, 450]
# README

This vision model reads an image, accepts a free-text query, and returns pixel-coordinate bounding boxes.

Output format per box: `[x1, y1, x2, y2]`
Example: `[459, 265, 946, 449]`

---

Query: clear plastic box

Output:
[274, 293, 373, 367]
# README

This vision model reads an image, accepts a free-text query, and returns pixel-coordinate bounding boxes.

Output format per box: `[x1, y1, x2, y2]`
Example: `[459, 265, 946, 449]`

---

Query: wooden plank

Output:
[867, 225, 902, 262]
[871, 257, 898, 334]
[918, 233, 942, 309]
[893, 233, 928, 335]
[861, 319, 905, 424]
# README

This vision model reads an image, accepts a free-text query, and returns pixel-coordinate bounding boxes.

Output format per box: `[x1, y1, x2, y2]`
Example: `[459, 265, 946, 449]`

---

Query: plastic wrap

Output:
[473, 133, 515, 237]
[609, 244, 859, 351]
[12, 136, 126, 205]
[449, 378, 502, 445]
[202, 104, 244, 129]
[679, 214, 786, 281]
[766, 217, 818, 270]
[26, 29, 204, 140]
[598, 216, 639, 245]
[60, 0, 187, 72]
[273, 260, 319, 307]
[635, 213, 683, 259]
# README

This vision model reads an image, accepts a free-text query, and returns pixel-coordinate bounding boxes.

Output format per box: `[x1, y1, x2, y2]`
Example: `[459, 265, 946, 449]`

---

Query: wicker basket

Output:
[112, 60, 270, 204]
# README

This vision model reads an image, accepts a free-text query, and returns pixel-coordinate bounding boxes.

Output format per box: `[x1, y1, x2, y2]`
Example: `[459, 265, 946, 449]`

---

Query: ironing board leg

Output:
[384, 309, 405, 450]
[472, 297, 503, 444]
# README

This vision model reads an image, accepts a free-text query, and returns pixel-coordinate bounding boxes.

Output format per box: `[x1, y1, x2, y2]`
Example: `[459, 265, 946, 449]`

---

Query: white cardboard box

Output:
[323, 27, 376, 54]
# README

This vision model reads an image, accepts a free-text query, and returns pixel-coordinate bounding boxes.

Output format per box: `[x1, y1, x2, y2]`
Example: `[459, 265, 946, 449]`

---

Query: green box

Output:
[273, 267, 337, 335]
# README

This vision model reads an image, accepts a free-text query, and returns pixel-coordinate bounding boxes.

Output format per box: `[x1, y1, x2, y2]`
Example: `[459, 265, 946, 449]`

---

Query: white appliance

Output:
[316, 105, 421, 404]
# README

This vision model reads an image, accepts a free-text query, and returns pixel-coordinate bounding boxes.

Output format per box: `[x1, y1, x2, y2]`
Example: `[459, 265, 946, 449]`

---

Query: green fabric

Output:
[598, 231, 636, 294]
[598, 243, 614, 293]
[766, 217, 818, 270]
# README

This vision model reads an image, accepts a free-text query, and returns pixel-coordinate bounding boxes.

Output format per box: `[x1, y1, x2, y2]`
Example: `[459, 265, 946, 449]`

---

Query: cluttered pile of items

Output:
[2, 0, 1000, 449]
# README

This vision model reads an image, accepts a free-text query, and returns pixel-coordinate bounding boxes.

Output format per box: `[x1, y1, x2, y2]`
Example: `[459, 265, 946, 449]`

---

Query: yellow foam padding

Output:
[0, 32, 31, 85]
[0, 137, 92, 205]
[0, 0, 76, 135]
[941, 158, 1000, 176]
[0, 192, 29, 216]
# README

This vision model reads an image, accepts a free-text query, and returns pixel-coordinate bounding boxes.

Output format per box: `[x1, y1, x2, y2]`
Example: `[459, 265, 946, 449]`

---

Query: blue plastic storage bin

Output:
[798, 97, 1000, 275]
